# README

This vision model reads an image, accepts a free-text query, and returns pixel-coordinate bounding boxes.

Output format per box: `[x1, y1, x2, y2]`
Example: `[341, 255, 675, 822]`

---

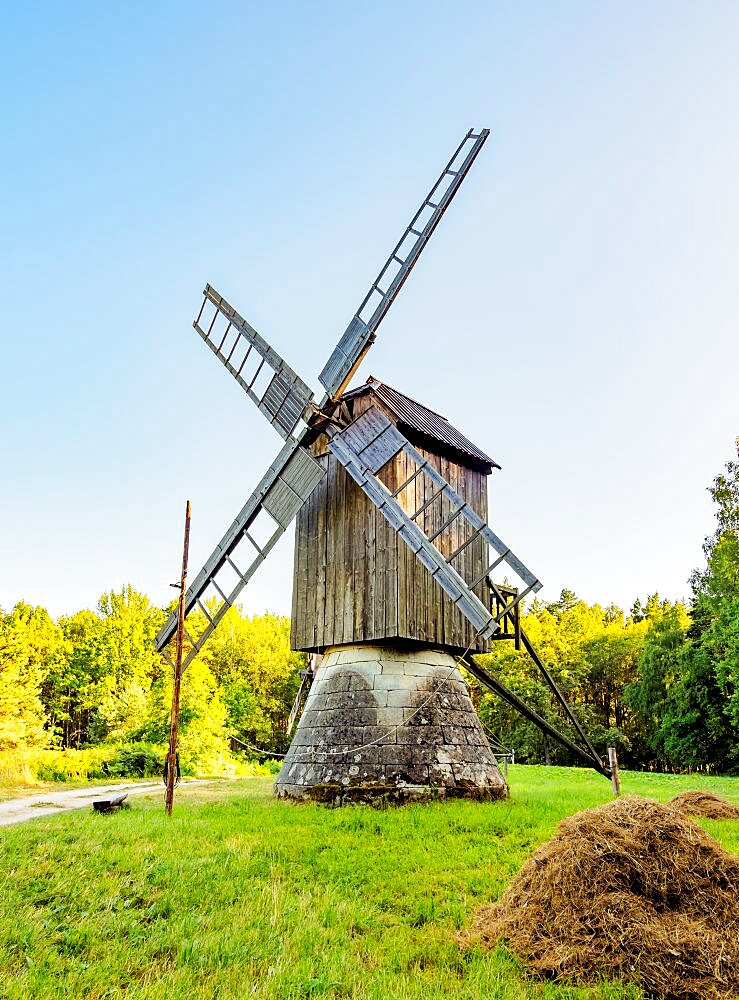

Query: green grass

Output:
[1, 767, 737, 1000]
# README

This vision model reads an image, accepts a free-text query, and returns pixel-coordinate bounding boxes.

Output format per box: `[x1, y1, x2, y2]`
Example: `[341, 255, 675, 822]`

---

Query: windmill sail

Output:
[330, 407, 541, 614]
[318, 129, 490, 400]
[155, 441, 324, 668]
[194, 285, 315, 440]
[327, 425, 498, 641]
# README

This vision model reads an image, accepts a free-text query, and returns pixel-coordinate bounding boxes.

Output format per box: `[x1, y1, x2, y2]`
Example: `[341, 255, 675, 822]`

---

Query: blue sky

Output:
[1, 2, 738, 620]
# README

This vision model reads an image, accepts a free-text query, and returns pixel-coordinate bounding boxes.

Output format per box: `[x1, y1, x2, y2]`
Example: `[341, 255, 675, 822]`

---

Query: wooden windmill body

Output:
[277, 379, 507, 802]
[155, 129, 612, 801]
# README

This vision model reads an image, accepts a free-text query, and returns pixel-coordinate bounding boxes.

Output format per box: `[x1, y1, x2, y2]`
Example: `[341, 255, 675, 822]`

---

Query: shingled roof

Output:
[341, 377, 500, 474]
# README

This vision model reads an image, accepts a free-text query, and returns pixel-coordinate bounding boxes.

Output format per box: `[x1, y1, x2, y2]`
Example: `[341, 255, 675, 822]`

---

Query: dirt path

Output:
[0, 780, 209, 827]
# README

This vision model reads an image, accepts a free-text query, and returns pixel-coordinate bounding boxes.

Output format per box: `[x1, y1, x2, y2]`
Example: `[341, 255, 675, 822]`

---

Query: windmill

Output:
[156, 129, 609, 803]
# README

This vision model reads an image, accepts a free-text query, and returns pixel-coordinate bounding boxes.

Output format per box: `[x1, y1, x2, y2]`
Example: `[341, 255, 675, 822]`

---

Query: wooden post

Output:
[608, 746, 621, 797]
[165, 500, 191, 817]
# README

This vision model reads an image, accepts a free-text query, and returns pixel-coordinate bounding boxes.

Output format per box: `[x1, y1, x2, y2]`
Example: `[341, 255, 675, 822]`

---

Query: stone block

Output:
[395, 724, 443, 747]
[320, 673, 352, 694]
[452, 763, 497, 787]
[305, 692, 330, 713]
[328, 724, 394, 749]
[465, 729, 489, 748]
[334, 646, 375, 665]
[450, 679, 471, 697]
[325, 690, 378, 709]
[433, 691, 461, 710]
[385, 687, 415, 707]
[444, 709, 473, 727]
[372, 673, 410, 691]
[385, 762, 430, 785]
[442, 725, 469, 745]
[376, 706, 405, 728]
[306, 680, 327, 699]
[401, 663, 439, 677]
[411, 649, 455, 667]
[404, 708, 438, 727]
[309, 711, 330, 731]
[345, 747, 383, 765]
[434, 745, 467, 766]
[298, 709, 320, 728]
[429, 763, 455, 787]
[347, 670, 376, 691]
[378, 660, 411, 675]
[342, 707, 379, 727]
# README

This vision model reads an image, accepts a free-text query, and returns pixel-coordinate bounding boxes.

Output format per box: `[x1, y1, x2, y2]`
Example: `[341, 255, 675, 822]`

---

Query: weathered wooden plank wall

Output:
[290, 394, 491, 654]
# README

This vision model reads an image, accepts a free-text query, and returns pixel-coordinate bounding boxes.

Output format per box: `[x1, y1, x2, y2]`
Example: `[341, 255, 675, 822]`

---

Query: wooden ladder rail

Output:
[519, 626, 605, 770]
[486, 580, 606, 771]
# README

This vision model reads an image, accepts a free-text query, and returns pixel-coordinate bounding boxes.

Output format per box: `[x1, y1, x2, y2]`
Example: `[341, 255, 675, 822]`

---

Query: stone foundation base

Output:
[273, 645, 508, 804]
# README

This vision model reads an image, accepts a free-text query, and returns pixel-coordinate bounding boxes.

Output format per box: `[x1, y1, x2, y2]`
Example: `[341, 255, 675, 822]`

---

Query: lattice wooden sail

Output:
[327, 408, 542, 642]
[194, 285, 314, 440]
[161, 130, 492, 664]
[318, 129, 490, 400]
[155, 441, 324, 668]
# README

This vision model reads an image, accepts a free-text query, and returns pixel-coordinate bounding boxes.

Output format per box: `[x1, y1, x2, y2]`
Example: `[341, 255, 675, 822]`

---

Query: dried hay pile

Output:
[669, 789, 739, 820]
[466, 796, 739, 999]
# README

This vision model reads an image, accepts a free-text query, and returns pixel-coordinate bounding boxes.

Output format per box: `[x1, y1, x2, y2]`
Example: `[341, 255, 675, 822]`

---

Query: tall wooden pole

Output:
[608, 746, 621, 797]
[165, 500, 191, 816]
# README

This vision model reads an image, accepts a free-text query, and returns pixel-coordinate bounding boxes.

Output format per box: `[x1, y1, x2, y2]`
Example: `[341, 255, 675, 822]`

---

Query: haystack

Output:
[465, 796, 739, 999]
[669, 789, 739, 820]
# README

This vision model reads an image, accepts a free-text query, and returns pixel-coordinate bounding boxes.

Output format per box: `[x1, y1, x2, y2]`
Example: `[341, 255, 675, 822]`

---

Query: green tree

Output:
[624, 603, 688, 767]
[89, 586, 164, 742]
[205, 609, 305, 753]
[473, 593, 650, 768]
[42, 610, 102, 747]
[0, 603, 59, 749]
[144, 656, 231, 774]
[657, 442, 739, 772]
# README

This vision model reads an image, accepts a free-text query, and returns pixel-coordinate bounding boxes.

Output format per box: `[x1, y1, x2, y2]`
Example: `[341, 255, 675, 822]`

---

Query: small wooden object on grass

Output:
[93, 793, 128, 813]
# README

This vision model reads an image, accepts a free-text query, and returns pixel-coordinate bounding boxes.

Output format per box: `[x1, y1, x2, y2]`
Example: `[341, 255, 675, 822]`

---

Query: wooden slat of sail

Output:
[157, 441, 324, 666]
[318, 130, 490, 400]
[335, 407, 542, 596]
[327, 433, 498, 640]
[194, 285, 313, 440]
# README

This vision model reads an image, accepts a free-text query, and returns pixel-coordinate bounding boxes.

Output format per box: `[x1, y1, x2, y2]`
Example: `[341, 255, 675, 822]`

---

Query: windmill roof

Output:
[341, 377, 500, 473]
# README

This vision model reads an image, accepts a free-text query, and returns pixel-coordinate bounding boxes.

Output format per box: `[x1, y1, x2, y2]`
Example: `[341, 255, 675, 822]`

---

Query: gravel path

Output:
[0, 780, 209, 827]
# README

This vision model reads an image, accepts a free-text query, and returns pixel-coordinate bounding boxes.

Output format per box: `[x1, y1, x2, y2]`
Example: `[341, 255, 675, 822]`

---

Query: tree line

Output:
[1, 444, 737, 775]
[476, 443, 739, 773]
[0, 593, 303, 773]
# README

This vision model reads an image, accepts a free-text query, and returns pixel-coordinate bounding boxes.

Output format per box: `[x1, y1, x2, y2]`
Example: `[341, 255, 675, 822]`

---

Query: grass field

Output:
[1, 766, 738, 1000]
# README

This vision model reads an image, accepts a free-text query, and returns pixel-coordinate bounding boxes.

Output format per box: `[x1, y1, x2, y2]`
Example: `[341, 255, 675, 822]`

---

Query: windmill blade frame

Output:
[318, 128, 490, 401]
[194, 285, 316, 441]
[326, 421, 499, 641]
[155, 440, 324, 668]
[329, 406, 541, 607]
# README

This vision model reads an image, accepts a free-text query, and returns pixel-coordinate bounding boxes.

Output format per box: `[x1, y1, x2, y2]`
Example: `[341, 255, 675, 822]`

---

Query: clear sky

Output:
[2, 2, 738, 621]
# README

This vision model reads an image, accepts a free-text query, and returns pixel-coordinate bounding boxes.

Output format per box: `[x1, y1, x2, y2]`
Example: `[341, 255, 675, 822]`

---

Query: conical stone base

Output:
[274, 645, 508, 804]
